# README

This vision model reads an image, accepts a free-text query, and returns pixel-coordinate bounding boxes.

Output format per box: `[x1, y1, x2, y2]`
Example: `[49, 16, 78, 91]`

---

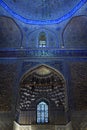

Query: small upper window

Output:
[39, 32, 47, 48]
[37, 101, 48, 123]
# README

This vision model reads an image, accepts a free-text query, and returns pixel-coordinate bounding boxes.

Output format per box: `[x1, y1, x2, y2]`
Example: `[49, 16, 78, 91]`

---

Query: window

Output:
[37, 101, 48, 123]
[39, 32, 47, 47]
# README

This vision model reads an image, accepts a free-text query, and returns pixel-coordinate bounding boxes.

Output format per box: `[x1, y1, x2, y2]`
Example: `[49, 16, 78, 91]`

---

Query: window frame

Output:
[38, 32, 47, 48]
[36, 101, 49, 124]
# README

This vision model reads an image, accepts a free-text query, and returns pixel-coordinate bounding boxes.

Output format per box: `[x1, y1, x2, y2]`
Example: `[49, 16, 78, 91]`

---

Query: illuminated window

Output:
[39, 32, 47, 47]
[37, 101, 48, 123]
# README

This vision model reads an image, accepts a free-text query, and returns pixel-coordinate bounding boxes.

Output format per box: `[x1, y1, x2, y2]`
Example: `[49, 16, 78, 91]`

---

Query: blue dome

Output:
[0, 0, 86, 24]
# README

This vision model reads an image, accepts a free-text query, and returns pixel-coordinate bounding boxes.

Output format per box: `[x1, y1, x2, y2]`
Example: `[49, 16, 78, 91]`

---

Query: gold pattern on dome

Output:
[35, 66, 51, 76]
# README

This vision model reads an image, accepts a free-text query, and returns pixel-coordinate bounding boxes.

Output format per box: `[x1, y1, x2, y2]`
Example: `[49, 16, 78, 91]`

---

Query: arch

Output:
[20, 64, 65, 83]
[27, 28, 58, 48]
[62, 15, 87, 49]
[19, 64, 67, 110]
[16, 64, 68, 124]
[0, 16, 23, 48]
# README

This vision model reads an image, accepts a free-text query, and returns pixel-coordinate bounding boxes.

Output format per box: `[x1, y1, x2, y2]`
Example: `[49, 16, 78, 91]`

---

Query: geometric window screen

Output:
[39, 32, 47, 47]
[37, 101, 48, 123]
[39, 41, 46, 47]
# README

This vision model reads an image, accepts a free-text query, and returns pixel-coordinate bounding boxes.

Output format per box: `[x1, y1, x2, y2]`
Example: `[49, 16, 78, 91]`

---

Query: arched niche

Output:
[19, 65, 67, 110]
[62, 15, 87, 49]
[0, 16, 22, 48]
[16, 65, 68, 124]
[27, 29, 58, 48]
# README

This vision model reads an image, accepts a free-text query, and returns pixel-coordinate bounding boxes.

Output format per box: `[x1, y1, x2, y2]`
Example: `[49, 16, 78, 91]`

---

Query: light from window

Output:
[39, 32, 47, 48]
[39, 41, 46, 47]
[37, 101, 48, 123]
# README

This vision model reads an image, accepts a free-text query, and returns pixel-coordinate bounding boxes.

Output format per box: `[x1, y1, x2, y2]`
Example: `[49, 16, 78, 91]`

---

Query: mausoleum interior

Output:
[0, 0, 87, 130]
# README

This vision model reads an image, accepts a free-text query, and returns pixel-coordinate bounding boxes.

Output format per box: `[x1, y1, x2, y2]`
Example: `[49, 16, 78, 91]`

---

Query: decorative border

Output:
[0, 0, 87, 25]
[0, 49, 87, 57]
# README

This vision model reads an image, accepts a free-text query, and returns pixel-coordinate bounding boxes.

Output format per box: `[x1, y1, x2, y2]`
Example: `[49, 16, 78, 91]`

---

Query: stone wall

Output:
[70, 62, 87, 110]
[71, 111, 87, 130]
[0, 63, 17, 111]
[63, 16, 87, 49]
[0, 112, 13, 130]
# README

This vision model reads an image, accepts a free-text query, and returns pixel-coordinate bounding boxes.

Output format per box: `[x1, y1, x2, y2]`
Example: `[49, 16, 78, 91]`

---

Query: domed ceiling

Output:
[0, 0, 86, 24]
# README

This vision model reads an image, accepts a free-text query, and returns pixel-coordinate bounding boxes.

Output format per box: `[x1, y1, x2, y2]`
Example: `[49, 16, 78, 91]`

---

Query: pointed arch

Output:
[20, 64, 66, 83]
[19, 64, 67, 112]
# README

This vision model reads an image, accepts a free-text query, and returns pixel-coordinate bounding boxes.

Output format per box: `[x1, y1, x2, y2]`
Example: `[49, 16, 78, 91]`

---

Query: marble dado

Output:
[13, 121, 72, 130]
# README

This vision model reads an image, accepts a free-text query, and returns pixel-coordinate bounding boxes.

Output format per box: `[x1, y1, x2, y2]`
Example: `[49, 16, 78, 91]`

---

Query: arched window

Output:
[39, 32, 47, 47]
[37, 101, 48, 123]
